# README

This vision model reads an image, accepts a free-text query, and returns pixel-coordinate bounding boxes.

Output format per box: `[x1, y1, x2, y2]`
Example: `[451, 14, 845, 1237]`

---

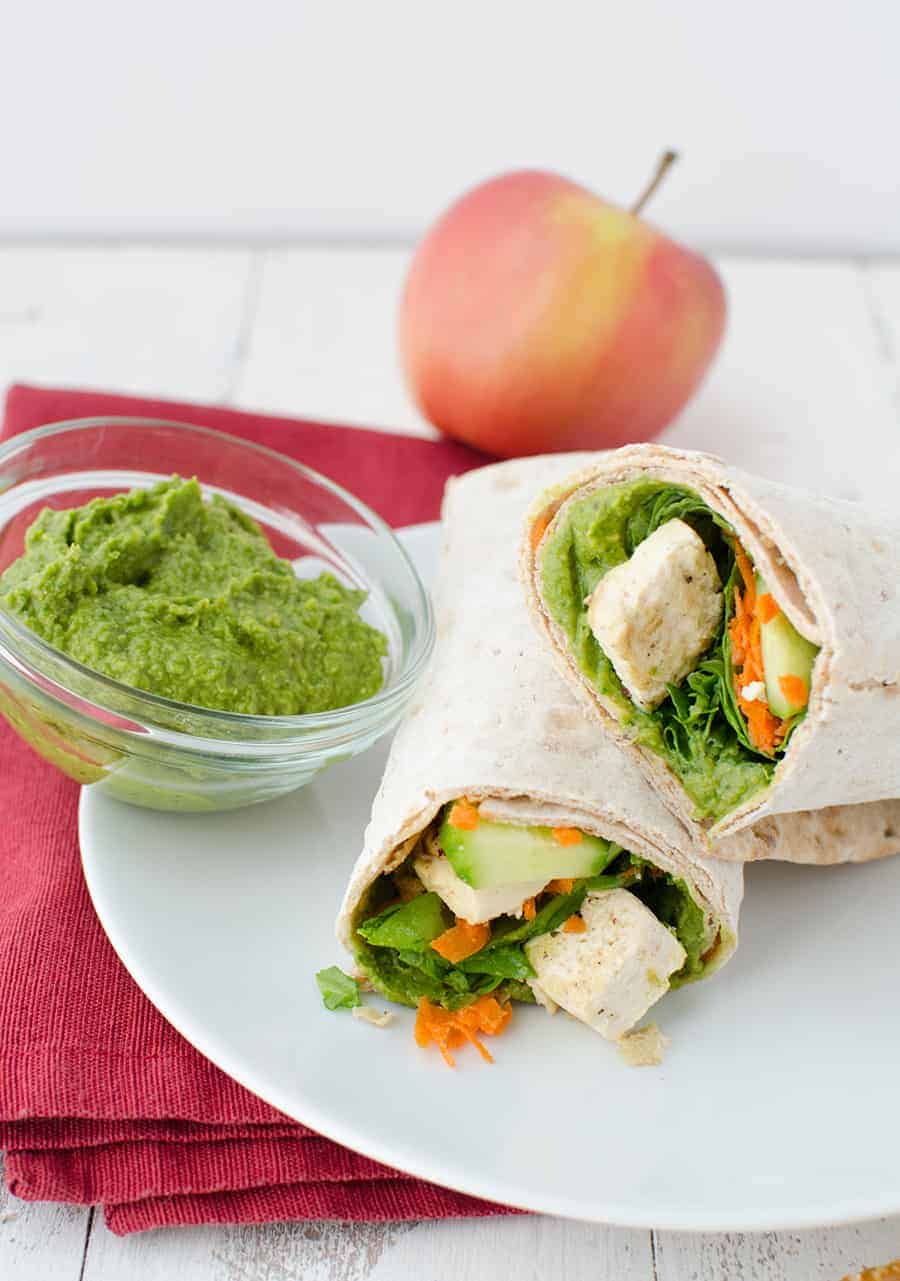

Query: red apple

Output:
[399, 157, 726, 457]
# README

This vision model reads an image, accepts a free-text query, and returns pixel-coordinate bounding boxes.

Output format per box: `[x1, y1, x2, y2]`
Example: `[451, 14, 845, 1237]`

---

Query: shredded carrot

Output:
[728, 546, 786, 756]
[839, 1260, 900, 1281]
[447, 798, 479, 831]
[457, 996, 511, 1036]
[552, 826, 583, 846]
[414, 996, 512, 1067]
[546, 877, 575, 894]
[522, 896, 537, 921]
[430, 918, 491, 963]
[530, 512, 552, 552]
[529, 494, 571, 553]
[756, 593, 780, 624]
[562, 914, 587, 933]
[779, 674, 808, 707]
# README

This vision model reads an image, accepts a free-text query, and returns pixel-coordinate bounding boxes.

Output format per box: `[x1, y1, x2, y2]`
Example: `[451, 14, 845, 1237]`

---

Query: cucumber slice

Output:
[438, 808, 617, 890]
[757, 576, 818, 718]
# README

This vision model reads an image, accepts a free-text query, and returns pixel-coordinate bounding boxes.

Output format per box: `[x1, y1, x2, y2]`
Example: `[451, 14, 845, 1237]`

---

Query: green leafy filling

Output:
[352, 835, 713, 1010]
[315, 965, 361, 1011]
[539, 479, 799, 822]
[628, 859, 708, 986]
[353, 883, 589, 1011]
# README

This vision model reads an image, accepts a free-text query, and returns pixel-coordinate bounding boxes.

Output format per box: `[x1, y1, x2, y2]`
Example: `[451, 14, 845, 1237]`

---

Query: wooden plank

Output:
[234, 247, 431, 435]
[0, 1158, 89, 1281]
[82, 1214, 654, 1281]
[662, 259, 900, 506]
[364, 1218, 654, 1281]
[83, 1218, 415, 1281]
[863, 262, 900, 390]
[655, 1219, 900, 1280]
[0, 247, 255, 405]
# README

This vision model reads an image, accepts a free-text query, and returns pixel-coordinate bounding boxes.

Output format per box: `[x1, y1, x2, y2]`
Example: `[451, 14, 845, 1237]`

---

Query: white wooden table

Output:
[0, 246, 898, 1280]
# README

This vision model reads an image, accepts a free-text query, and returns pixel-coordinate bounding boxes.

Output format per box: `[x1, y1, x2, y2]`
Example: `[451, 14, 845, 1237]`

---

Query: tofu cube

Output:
[525, 889, 686, 1040]
[587, 518, 723, 711]
[413, 852, 546, 924]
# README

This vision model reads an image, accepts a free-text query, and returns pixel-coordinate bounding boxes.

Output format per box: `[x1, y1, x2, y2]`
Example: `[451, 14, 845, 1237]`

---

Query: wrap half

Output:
[338, 456, 743, 1060]
[716, 799, 900, 865]
[521, 444, 900, 839]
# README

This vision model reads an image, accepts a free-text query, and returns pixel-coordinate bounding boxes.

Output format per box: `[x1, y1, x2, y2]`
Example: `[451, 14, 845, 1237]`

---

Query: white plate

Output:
[80, 522, 900, 1233]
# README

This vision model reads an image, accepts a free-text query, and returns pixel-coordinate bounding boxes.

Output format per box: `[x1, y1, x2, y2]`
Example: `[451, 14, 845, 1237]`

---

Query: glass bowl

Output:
[0, 418, 434, 811]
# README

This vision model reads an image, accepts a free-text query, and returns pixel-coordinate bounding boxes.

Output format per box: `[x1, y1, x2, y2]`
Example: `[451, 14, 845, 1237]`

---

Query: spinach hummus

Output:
[0, 477, 388, 716]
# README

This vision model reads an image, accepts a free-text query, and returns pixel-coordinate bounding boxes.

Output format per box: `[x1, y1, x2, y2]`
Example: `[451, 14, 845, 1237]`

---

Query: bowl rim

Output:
[0, 416, 435, 743]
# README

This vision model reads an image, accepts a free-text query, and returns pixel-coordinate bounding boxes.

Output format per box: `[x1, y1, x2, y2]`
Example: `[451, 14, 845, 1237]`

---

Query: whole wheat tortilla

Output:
[520, 444, 900, 840]
[716, 798, 900, 865]
[338, 455, 743, 978]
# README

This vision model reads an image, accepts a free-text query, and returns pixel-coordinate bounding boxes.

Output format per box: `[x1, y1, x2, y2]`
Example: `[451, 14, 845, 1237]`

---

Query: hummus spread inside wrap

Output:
[522, 444, 900, 838]
[337, 456, 743, 1063]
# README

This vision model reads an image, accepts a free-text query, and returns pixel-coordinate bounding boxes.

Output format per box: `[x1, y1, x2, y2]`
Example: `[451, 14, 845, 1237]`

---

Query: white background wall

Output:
[3, 1, 898, 253]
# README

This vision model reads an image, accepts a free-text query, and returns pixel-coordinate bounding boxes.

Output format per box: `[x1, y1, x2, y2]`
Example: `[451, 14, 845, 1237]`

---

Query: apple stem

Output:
[630, 150, 679, 216]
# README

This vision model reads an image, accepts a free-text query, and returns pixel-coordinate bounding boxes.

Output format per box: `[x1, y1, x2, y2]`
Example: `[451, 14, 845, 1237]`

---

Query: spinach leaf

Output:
[585, 867, 642, 892]
[315, 966, 361, 1011]
[396, 946, 449, 983]
[633, 872, 709, 986]
[353, 936, 460, 1008]
[503, 979, 537, 1004]
[354, 932, 521, 1011]
[623, 484, 736, 584]
[458, 945, 534, 981]
[357, 892, 449, 949]
[485, 886, 587, 949]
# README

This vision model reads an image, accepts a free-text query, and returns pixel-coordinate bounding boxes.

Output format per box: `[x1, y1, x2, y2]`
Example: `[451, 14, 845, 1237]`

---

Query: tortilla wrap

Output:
[717, 798, 900, 865]
[338, 455, 743, 1024]
[520, 444, 900, 840]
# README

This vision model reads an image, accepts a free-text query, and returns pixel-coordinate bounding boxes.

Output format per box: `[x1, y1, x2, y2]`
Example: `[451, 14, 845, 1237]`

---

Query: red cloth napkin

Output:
[0, 384, 514, 1234]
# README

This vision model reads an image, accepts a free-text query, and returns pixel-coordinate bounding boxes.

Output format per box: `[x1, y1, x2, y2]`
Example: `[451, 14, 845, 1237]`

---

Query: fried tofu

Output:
[413, 851, 544, 925]
[587, 518, 723, 711]
[525, 889, 686, 1040]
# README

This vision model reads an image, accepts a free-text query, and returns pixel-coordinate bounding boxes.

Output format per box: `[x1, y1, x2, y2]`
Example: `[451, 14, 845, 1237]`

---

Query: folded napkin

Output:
[0, 384, 514, 1234]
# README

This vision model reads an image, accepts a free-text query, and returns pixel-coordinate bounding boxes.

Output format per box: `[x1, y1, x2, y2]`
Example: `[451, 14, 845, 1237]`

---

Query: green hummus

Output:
[0, 477, 388, 716]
